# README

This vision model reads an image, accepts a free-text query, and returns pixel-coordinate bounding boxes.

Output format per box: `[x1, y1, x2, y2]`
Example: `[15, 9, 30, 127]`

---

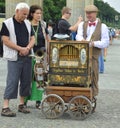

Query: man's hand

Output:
[89, 41, 94, 47]
[19, 47, 30, 56]
[78, 15, 83, 22]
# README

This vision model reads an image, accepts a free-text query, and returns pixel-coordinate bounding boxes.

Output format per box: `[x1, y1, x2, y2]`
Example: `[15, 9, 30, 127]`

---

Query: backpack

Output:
[0, 35, 3, 57]
[52, 21, 60, 36]
[52, 19, 67, 39]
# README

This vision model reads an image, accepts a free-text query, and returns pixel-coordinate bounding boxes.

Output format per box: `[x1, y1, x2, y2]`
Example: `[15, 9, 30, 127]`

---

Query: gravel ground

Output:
[0, 88, 120, 128]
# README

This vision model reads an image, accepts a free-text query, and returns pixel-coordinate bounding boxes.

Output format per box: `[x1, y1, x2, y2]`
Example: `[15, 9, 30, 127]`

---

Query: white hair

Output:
[15, 2, 29, 11]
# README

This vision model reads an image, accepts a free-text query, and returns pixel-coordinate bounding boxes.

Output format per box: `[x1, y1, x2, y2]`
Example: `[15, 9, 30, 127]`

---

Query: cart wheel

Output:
[64, 104, 68, 112]
[41, 94, 65, 119]
[68, 95, 92, 120]
[91, 97, 97, 113]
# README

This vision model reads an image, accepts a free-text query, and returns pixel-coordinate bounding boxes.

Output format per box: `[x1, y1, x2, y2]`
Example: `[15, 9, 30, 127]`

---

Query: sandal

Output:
[24, 102, 27, 108]
[18, 104, 30, 114]
[1, 107, 16, 117]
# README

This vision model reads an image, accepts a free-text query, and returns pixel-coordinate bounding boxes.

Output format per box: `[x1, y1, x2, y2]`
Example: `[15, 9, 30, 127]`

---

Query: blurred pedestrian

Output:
[99, 49, 104, 73]
[47, 20, 53, 40]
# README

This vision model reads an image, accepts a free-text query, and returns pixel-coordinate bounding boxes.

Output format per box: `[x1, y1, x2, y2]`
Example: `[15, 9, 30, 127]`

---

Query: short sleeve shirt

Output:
[58, 19, 71, 35]
[0, 16, 34, 47]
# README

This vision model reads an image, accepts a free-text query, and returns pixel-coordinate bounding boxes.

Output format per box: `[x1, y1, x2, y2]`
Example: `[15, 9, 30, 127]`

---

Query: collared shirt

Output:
[76, 19, 109, 48]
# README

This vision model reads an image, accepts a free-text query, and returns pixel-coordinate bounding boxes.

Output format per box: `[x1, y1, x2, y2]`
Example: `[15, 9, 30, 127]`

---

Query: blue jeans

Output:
[98, 50, 104, 73]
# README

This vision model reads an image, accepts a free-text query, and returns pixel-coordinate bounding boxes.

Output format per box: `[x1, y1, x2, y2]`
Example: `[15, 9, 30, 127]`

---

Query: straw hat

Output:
[85, 5, 98, 12]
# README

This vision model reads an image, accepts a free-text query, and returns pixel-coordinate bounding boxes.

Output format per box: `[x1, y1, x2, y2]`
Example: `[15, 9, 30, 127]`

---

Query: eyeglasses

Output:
[66, 12, 71, 15]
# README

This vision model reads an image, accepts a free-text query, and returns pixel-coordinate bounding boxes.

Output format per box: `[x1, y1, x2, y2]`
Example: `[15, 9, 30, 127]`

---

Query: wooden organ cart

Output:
[41, 39, 96, 120]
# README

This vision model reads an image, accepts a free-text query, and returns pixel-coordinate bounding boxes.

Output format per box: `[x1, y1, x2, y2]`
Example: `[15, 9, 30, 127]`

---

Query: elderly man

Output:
[76, 5, 109, 97]
[1, 2, 35, 117]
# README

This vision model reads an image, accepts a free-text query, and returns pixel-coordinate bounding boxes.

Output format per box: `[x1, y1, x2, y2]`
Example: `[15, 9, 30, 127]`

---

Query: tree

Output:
[94, 0, 120, 27]
[43, 0, 66, 23]
[0, 0, 5, 15]
[1, 0, 120, 27]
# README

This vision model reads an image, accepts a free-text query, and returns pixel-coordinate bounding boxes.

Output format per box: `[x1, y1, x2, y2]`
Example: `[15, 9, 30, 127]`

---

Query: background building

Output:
[5, 0, 93, 24]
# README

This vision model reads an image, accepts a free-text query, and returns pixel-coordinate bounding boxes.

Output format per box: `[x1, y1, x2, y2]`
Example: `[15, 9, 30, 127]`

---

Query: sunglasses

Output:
[66, 12, 71, 15]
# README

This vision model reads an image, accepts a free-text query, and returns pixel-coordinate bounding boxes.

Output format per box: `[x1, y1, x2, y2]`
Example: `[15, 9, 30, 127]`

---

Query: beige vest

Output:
[83, 19, 101, 57]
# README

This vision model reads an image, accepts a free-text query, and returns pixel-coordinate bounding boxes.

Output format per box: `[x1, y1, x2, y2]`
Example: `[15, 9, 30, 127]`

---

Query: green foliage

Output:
[0, 0, 5, 13]
[94, 0, 120, 27]
[43, 0, 120, 27]
[0, 0, 120, 27]
[43, 0, 66, 23]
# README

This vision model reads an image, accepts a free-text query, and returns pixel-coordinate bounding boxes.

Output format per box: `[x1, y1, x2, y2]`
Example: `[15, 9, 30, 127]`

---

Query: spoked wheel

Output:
[41, 94, 65, 119]
[68, 95, 92, 120]
[91, 97, 97, 113]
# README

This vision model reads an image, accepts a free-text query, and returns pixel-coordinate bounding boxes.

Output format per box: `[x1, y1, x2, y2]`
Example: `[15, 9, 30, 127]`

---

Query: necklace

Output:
[32, 23, 39, 45]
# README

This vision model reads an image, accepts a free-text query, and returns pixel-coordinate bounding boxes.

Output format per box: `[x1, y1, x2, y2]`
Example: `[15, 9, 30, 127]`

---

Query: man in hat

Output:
[76, 5, 109, 99]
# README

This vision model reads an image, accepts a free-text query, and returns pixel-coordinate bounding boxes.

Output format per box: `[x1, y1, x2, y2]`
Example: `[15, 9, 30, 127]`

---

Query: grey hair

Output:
[15, 2, 29, 11]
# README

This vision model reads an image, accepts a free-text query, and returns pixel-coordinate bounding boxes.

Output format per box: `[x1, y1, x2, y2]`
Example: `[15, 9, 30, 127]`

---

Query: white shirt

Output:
[76, 19, 109, 49]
